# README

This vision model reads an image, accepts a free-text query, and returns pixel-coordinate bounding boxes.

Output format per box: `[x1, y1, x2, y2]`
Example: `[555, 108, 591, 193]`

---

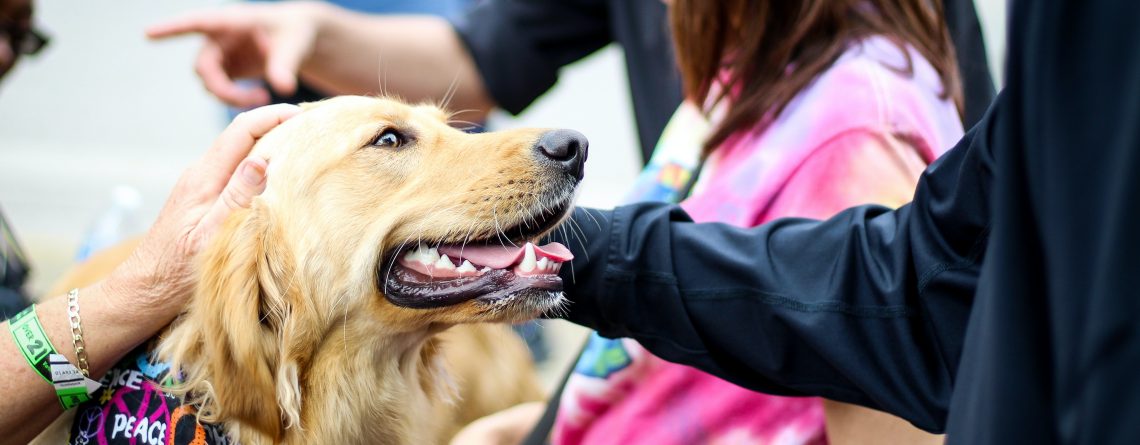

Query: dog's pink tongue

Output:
[439, 242, 573, 269]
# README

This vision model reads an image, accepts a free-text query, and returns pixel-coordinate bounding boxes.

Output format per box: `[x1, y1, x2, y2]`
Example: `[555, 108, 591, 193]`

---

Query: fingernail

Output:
[241, 160, 266, 185]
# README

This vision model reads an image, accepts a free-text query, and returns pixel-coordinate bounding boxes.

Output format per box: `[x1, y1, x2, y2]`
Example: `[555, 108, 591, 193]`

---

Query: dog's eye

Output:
[371, 129, 405, 149]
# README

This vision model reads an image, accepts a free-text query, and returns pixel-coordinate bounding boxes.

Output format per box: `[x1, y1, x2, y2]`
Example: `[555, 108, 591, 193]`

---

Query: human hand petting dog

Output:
[105, 103, 299, 325]
[0, 104, 297, 444]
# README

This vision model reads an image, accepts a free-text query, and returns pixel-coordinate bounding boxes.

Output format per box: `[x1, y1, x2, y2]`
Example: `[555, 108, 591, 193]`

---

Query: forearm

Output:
[0, 279, 169, 443]
[304, 5, 495, 119]
[0, 105, 293, 443]
[557, 203, 969, 431]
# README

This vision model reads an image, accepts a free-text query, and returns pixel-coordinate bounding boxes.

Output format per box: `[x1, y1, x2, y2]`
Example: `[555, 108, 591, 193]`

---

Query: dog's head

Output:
[158, 96, 585, 440]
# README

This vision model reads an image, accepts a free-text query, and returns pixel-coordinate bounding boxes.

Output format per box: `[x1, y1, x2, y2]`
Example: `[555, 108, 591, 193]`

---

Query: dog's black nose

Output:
[535, 129, 588, 181]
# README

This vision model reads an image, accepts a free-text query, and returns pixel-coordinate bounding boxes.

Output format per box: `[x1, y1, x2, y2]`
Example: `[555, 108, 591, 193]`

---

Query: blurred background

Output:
[0, 0, 1007, 383]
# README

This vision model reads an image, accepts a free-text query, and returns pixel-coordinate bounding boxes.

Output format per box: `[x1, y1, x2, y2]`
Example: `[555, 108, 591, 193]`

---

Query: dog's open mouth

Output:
[402, 242, 571, 279]
[380, 201, 575, 309]
[382, 241, 572, 309]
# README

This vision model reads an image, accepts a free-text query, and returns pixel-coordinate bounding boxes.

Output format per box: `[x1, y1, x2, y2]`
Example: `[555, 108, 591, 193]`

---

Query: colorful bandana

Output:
[68, 345, 228, 445]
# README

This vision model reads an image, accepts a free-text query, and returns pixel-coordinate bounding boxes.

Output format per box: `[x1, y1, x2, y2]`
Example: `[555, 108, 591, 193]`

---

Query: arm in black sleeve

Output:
[552, 96, 1001, 432]
[450, 0, 611, 115]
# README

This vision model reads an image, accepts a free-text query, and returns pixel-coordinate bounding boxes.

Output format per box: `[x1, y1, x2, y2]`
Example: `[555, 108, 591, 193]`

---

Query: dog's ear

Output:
[158, 206, 287, 441]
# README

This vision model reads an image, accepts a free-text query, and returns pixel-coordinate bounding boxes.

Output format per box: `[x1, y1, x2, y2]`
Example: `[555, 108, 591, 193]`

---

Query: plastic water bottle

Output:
[75, 186, 143, 261]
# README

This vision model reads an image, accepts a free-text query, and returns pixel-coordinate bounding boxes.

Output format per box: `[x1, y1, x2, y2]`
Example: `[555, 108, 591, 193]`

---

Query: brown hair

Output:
[671, 0, 964, 157]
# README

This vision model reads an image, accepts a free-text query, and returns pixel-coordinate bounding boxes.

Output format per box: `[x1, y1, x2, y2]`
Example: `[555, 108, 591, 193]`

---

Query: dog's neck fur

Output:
[269, 222, 455, 442]
[244, 318, 453, 445]
[275, 244, 456, 443]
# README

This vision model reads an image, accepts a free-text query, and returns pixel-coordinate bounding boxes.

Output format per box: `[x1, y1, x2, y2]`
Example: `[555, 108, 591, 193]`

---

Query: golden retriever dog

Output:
[35, 95, 587, 444]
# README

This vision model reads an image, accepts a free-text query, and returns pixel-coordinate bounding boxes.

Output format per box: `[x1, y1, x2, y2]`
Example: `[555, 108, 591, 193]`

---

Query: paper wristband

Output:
[50, 353, 102, 410]
[8, 306, 100, 408]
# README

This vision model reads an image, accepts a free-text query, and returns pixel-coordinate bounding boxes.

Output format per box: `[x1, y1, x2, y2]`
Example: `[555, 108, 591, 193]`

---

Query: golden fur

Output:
[40, 96, 573, 444]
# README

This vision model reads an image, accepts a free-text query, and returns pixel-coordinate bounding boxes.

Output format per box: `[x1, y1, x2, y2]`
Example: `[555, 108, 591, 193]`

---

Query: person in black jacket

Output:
[550, 0, 1140, 442]
[147, 0, 995, 164]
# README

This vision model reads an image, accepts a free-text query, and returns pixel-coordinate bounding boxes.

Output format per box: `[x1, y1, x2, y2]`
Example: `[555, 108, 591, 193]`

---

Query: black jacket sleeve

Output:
[552, 96, 1001, 432]
[450, 0, 611, 115]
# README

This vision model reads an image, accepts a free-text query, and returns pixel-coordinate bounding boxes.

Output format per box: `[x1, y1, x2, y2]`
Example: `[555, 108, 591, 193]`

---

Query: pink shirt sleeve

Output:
[762, 129, 929, 222]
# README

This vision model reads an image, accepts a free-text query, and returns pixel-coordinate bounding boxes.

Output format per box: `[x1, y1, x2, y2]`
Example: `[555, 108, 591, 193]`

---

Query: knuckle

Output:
[222, 186, 248, 210]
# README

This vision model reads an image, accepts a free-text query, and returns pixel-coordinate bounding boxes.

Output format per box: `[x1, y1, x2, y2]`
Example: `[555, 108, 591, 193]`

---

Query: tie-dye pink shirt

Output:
[553, 36, 963, 445]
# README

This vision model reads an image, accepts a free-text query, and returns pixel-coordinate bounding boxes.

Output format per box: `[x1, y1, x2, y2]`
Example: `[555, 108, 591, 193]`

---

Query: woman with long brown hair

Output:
[454, 0, 967, 443]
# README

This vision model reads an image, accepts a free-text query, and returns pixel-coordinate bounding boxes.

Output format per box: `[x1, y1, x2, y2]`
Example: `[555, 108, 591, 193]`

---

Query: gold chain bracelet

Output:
[66, 288, 91, 377]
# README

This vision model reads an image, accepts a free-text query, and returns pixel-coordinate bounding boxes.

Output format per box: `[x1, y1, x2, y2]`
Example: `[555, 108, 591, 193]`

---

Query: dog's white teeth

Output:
[457, 260, 477, 273]
[435, 254, 456, 270]
[552, 262, 562, 272]
[519, 243, 537, 272]
[480, 266, 491, 273]
[537, 257, 549, 271]
[406, 242, 441, 265]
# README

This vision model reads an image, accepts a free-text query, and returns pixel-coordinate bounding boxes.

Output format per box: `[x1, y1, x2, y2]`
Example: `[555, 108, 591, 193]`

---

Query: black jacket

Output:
[552, 1, 1140, 442]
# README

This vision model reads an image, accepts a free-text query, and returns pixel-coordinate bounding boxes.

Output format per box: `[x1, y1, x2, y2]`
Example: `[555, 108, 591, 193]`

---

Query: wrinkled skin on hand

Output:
[104, 104, 300, 321]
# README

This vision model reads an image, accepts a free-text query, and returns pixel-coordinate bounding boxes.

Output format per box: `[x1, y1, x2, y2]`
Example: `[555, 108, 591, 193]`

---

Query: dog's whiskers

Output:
[376, 53, 388, 98]
[383, 238, 413, 296]
[490, 200, 518, 249]
[446, 108, 478, 120]
[438, 72, 461, 113]
[566, 216, 590, 263]
[447, 119, 480, 129]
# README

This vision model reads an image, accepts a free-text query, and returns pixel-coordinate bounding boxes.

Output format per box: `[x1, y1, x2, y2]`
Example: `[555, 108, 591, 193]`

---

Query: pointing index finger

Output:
[146, 11, 229, 39]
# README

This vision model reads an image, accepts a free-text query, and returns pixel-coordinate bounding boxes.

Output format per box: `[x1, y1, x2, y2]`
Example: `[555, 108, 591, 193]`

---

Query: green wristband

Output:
[8, 306, 57, 384]
[8, 306, 97, 409]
